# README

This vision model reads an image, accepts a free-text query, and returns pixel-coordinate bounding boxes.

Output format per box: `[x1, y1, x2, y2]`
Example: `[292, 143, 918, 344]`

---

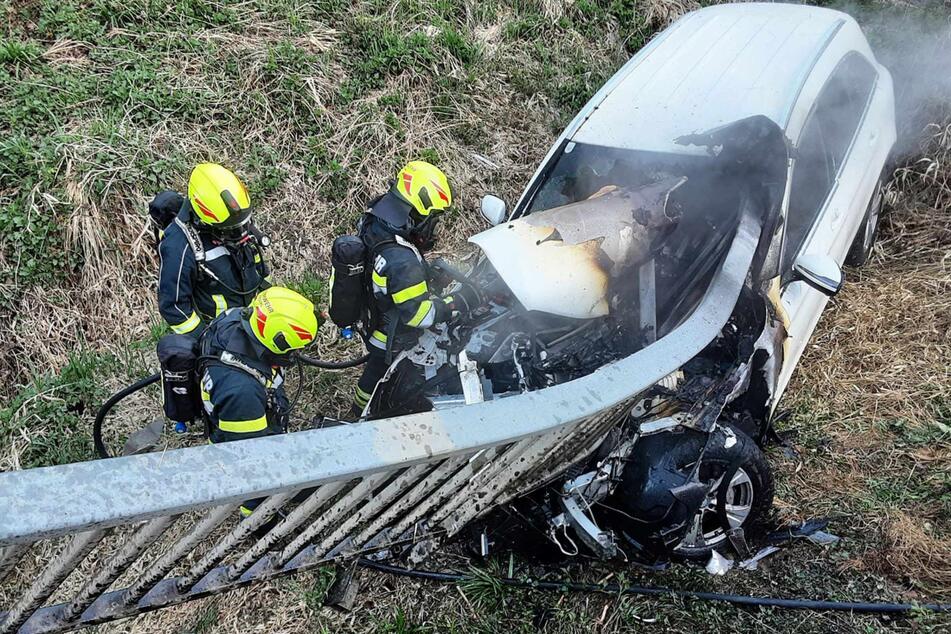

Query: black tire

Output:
[671, 425, 774, 559]
[845, 174, 885, 266]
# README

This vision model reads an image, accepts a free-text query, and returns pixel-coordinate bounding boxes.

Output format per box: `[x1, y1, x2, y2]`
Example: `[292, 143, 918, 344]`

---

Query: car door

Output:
[776, 53, 880, 396]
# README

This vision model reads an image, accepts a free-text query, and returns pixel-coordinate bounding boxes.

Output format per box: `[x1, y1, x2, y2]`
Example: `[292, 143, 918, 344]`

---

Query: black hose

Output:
[357, 560, 950, 614]
[93, 373, 161, 459]
[92, 352, 364, 458]
[297, 353, 369, 369]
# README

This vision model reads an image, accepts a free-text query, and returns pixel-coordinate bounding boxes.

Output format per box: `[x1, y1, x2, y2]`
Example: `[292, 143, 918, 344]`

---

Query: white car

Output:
[371, 2, 896, 557]
[0, 6, 899, 632]
[503, 1, 896, 402]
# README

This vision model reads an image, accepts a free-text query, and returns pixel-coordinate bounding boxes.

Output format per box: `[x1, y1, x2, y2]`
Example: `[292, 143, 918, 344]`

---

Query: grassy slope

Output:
[0, 0, 948, 631]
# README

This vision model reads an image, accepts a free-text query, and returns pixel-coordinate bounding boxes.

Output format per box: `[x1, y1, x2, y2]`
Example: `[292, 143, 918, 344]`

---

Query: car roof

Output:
[571, 3, 854, 154]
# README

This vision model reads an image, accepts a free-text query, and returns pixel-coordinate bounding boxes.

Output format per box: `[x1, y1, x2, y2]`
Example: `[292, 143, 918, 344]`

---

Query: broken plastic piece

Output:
[806, 530, 840, 546]
[122, 419, 165, 456]
[738, 545, 780, 570]
[726, 526, 750, 559]
[705, 550, 734, 575]
[766, 518, 830, 545]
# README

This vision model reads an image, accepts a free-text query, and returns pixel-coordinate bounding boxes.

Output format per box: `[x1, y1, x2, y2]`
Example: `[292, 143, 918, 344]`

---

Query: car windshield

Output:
[518, 141, 746, 339]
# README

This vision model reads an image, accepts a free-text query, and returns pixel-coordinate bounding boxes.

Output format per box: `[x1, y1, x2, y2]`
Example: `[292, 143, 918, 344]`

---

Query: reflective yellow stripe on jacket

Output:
[212, 294, 228, 316]
[171, 311, 201, 334]
[369, 329, 387, 350]
[218, 415, 268, 434]
[407, 299, 435, 327]
[372, 270, 387, 294]
[391, 280, 427, 304]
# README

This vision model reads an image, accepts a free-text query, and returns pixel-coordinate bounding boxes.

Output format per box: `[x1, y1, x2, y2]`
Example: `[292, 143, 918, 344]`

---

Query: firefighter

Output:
[157, 163, 270, 338]
[350, 161, 480, 415]
[200, 286, 317, 443]
[199, 286, 318, 517]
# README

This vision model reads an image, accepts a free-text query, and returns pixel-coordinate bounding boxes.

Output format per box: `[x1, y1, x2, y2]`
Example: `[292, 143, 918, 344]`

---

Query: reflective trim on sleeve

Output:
[254, 253, 262, 263]
[212, 294, 228, 316]
[371, 270, 387, 294]
[369, 330, 387, 350]
[391, 280, 427, 304]
[407, 299, 435, 328]
[218, 414, 268, 434]
[354, 385, 372, 407]
[171, 311, 201, 334]
[239, 505, 254, 518]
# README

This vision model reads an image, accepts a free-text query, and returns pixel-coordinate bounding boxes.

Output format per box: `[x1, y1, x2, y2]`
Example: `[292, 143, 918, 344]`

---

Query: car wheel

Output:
[671, 426, 774, 559]
[845, 175, 885, 266]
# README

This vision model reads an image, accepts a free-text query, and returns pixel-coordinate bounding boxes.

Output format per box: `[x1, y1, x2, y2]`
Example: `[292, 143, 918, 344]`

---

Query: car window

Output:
[782, 53, 877, 271]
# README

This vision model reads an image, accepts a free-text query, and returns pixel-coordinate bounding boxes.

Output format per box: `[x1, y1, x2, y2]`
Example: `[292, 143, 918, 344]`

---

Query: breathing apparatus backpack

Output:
[148, 191, 186, 246]
[328, 235, 369, 328]
[157, 333, 202, 423]
[328, 234, 398, 332]
[157, 327, 280, 427]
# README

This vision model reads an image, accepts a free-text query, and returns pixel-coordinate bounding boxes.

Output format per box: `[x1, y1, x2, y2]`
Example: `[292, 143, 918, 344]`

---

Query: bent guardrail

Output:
[0, 212, 760, 634]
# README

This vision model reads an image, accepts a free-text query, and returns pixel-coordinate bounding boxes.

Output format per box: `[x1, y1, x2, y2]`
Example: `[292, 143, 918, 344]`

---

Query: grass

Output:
[0, 0, 949, 632]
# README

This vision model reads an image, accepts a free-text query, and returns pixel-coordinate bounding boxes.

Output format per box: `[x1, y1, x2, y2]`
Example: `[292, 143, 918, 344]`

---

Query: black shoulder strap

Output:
[174, 217, 206, 263]
[368, 238, 397, 261]
[198, 351, 269, 387]
[174, 217, 235, 287]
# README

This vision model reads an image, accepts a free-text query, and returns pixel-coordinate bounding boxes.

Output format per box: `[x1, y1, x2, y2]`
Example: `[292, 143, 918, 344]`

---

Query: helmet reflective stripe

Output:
[247, 287, 319, 355]
[188, 163, 252, 229]
[393, 161, 452, 218]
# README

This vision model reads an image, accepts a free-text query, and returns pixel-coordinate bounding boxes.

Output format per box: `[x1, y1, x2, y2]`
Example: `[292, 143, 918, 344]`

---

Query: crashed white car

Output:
[368, 3, 895, 558]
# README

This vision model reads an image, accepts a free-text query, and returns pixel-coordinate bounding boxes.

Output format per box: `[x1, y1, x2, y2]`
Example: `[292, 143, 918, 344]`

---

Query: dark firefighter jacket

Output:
[158, 203, 270, 336]
[199, 309, 289, 444]
[359, 198, 452, 353]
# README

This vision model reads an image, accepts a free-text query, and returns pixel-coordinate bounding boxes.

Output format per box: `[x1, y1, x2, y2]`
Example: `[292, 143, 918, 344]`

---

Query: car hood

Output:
[469, 177, 686, 319]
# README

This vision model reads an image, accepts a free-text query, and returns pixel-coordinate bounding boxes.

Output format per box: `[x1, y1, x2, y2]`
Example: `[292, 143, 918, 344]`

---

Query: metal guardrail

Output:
[0, 213, 760, 634]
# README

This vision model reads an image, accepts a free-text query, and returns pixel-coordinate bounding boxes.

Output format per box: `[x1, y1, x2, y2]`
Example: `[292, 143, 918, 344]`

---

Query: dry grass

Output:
[2, 0, 951, 632]
[777, 115, 951, 600]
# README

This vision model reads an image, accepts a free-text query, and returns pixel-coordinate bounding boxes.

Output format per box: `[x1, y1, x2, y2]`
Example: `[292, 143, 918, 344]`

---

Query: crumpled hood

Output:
[469, 177, 685, 319]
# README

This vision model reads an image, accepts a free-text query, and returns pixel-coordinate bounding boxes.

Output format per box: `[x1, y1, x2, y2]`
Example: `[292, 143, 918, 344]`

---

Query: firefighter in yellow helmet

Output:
[345, 161, 480, 416]
[197, 286, 318, 517]
[153, 163, 271, 339]
[198, 286, 318, 445]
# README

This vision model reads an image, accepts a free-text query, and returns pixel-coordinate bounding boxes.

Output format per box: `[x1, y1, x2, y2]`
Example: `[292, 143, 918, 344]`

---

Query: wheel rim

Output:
[863, 182, 883, 253]
[675, 467, 754, 552]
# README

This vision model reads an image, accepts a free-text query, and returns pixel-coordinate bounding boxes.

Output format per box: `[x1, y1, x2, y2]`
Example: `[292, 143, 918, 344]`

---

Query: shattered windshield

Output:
[517, 141, 746, 339]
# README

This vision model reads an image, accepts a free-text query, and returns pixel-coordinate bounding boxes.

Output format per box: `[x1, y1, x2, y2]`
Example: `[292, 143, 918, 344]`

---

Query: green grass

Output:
[183, 603, 219, 634]
[2, 0, 949, 631]
[0, 350, 111, 468]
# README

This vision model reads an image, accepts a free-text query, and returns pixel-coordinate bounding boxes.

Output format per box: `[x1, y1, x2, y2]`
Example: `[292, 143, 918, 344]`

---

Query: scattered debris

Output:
[767, 518, 832, 545]
[705, 550, 734, 575]
[806, 531, 841, 547]
[739, 545, 781, 571]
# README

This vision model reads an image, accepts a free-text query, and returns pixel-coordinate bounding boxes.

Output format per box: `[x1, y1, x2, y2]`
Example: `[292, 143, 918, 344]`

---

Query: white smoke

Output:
[834, 1, 951, 156]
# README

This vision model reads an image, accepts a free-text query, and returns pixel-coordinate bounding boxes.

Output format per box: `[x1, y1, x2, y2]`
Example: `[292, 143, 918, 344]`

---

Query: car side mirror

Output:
[792, 254, 843, 297]
[480, 195, 507, 226]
